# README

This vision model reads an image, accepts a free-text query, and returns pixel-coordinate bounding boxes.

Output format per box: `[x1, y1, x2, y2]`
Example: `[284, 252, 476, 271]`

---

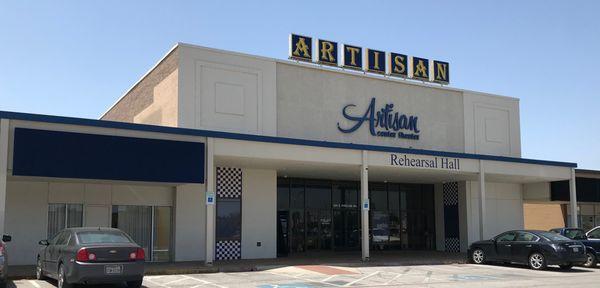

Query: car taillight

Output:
[76, 248, 96, 262]
[0, 244, 4, 256]
[129, 248, 145, 261]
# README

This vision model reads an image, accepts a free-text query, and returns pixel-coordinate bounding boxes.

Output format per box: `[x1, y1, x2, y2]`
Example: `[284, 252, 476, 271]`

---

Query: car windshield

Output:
[537, 231, 571, 241]
[76, 231, 132, 244]
[564, 229, 586, 240]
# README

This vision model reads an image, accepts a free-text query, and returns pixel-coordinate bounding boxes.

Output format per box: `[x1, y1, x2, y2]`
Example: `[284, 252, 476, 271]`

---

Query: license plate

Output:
[573, 247, 579, 253]
[105, 264, 123, 275]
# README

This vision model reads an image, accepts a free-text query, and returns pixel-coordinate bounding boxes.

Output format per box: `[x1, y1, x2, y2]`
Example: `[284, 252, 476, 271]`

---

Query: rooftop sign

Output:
[289, 33, 450, 84]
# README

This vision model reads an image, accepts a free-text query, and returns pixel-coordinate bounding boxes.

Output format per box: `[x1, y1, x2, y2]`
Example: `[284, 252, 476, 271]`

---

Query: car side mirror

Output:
[2, 235, 11, 242]
[39, 240, 49, 246]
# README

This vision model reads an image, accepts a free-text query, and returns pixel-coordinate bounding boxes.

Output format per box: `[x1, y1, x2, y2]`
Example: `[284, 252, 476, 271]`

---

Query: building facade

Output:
[524, 169, 600, 231]
[0, 43, 579, 265]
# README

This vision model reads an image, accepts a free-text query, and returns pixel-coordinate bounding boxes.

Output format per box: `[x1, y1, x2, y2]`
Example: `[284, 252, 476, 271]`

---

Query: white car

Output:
[586, 226, 600, 239]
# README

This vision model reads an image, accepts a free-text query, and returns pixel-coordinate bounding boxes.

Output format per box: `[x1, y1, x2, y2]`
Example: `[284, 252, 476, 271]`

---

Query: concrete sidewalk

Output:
[8, 251, 466, 279]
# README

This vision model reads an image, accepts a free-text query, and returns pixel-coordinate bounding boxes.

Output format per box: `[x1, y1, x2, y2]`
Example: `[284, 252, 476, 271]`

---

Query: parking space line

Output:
[162, 277, 192, 285]
[343, 271, 379, 287]
[144, 278, 170, 288]
[267, 271, 343, 287]
[182, 275, 209, 283]
[384, 268, 411, 285]
[421, 271, 432, 283]
[28, 280, 42, 288]
[182, 275, 228, 288]
[321, 274, 337, 282]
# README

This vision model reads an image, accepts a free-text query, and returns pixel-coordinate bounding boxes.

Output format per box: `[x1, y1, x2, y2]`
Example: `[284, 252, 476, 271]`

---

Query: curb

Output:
[9, 258, 468, 279]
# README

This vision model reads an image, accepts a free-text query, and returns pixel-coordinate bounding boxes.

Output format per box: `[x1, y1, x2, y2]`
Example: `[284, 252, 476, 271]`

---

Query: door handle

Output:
[526, 245, 532, 248]
[505, 244, 511, 247]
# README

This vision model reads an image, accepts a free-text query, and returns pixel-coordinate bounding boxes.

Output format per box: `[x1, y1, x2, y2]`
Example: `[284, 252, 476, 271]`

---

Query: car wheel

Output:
[471, 248, 485, 264]
[58, 264, 72, 288]
[528, 252, 547, 270]
[126, 280, 143, 288]
[559, 264, 573, 270]
[583, 252, 597, 268]
[36, 258, 46, 280]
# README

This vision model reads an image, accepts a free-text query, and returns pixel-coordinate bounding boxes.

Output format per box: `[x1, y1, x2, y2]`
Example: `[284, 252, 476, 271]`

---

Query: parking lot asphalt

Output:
[8, 263, 600, 288]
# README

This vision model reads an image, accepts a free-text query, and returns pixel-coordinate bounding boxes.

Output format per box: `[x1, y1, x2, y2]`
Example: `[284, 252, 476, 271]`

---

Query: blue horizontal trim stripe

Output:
[0, 110, 577, 168]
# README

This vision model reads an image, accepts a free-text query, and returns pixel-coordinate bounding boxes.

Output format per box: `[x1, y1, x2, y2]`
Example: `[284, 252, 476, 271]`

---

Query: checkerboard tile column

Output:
[443, 182, 459, 205]
[443, 182, 461, 252]
[215, 167, 242, 260]
[445, 238, 461, 253]
[216, 240, 241, 260]
[216, 167, 242, 199]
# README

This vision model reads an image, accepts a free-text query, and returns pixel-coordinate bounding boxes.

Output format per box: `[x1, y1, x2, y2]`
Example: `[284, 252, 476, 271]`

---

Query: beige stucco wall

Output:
[276, 62, 465, 152]
[102, 48, 179, 126]
[241, 168, 277, 259]
[174, 183, 206, 261]
[523, 203, 565, 230]
[177, 44, 277, 134]
[466, 181, 524, 244]
[4, 181, 48, 265]
[4, 179, 174, 265]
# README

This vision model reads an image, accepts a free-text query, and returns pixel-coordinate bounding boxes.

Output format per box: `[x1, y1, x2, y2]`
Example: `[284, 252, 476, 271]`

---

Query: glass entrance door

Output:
[277, 211, 289, 257]
[306, 210, 332, 251]
[333, 210, 360, 250]
[276, 177, 435, 256]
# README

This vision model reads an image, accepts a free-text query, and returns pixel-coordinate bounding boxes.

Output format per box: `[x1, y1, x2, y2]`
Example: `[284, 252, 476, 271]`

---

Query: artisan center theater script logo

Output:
[337, 98, 420, 140]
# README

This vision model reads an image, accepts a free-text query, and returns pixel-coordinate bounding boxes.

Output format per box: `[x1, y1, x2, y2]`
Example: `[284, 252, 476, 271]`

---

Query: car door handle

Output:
[525, 245, 532, 248]
[505, 244, 511, 247]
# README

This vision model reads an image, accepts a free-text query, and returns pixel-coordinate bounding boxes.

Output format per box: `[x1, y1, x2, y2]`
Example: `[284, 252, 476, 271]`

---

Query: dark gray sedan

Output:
[36, 228, 144, 288]
[468, 230, 587, 270]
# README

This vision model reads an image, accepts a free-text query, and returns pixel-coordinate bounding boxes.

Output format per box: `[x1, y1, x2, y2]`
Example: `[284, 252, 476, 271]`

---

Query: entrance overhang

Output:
[214, 138, 574, 184]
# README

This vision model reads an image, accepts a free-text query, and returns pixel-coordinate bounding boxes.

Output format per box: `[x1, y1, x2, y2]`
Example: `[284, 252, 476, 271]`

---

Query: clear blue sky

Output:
[1, 1, 598, 169]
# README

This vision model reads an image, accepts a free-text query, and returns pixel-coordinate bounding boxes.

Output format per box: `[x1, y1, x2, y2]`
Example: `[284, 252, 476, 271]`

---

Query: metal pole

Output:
[361, 151, 370, 261]
[205, 138, 216, 264]
[0, 119, 10, 236]
[478, 160, 486, 240]
[569, 168, 578, 228]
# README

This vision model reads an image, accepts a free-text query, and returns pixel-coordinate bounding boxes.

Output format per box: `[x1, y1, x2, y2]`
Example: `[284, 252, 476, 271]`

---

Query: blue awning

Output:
[12, 128, 205, 183]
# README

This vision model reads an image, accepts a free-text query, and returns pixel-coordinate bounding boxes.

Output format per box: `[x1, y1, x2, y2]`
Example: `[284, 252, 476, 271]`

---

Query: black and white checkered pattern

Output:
[216, 167, 242, 198]
[443, 182, 461, 252]
[443, 182, 459, 206]
[216, 240, 241, 260]
[215, 167, 242, 260]
[445, 237, 461, 253]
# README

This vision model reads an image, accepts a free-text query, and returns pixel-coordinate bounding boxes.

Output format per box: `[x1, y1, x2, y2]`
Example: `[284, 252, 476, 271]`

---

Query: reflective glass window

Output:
[290, 180, 305, 209]
[370, 183, 387, 211]
[278, 179, 290, 210]
[306, 180, 331, 209]
[216, 201, 241, 240]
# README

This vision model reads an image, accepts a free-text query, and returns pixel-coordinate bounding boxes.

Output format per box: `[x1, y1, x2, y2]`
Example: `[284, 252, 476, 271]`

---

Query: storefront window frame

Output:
[111, 205, 173, 262]
[47, 203, 84, 238]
